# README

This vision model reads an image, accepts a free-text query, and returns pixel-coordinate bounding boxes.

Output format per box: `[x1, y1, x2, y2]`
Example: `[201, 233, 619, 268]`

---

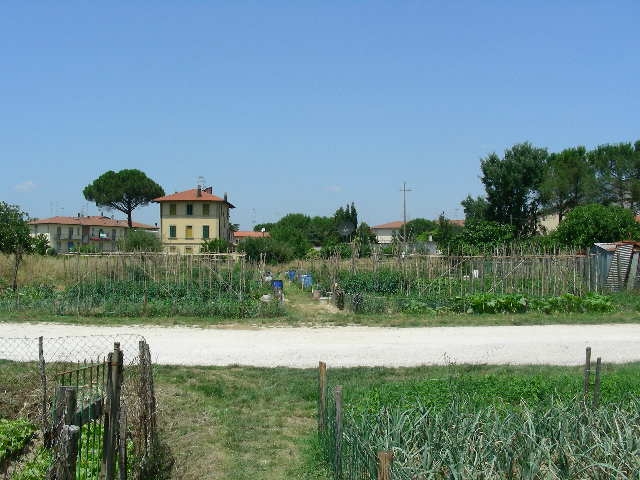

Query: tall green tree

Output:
[540, 146, 597, 222]
[0, 202, 33, 291]
[433, 213, 463, 249]
[460, 195, 489, 221]
[588, 141, 640, 209]
[334, 203, 358, 239]
[404, 218, 437, 240]
[83, 169, 165, 227]
[481, 142, 548, 237]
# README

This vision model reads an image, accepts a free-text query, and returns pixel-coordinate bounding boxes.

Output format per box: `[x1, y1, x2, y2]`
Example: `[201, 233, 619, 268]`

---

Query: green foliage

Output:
[0, 202, 32, 255]
[0, 418, 35, 463]
[0, 276, 284, 319]
[32, 234, 50, 255]
[453, 292, 613, 315]
[76, 243, 100, 254]
[480, 142, 549, 237]
[555, 204, 640, 248]
[83, 169, 165, 227]
[540, 146, 597, 221]
[320, 243, 352, 259]
[589, 141, 640, 208]
[118, 229, 162, 252]
[460, 195, 489, 221]
[200, 238, 231, 253]
[238, 237, 295, 264]
[334, 203, 358, 239]
[448, 220, 515, 254]
[11, 447, 52, 480]
[323, 368, 640, 479]
[404, 218, 437, 240]
[433, 214, 463, 248]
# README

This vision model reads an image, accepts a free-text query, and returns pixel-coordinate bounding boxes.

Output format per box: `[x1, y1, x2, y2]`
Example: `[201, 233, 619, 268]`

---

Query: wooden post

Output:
[583, 346, 591, 398]
[63, 387, 77, 427]
[377, 451, 393, 480]
[103, 343, 123, 480]
[53, 424, 80, 480]
[593, 357, 602, 408]
[334, 386, 343, 479]
[318, 362, 327, 433]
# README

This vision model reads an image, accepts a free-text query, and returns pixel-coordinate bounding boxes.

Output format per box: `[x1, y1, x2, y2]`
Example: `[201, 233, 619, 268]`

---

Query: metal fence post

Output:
[334, 385, 343, 480]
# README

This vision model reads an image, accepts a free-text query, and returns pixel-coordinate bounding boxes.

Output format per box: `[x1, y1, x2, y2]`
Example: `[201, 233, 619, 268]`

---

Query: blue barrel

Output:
[301, 274, 313, 288]
[287, 270, 296, 281]
[272, 279, 284, 290]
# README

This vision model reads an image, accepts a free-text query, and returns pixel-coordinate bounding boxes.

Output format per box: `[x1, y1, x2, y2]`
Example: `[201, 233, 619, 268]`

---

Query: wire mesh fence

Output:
[0, 335, 164, 479]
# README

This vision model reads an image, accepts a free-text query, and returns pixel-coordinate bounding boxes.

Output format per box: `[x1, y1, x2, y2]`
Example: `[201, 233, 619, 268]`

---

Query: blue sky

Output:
[1, 2, 639, 230]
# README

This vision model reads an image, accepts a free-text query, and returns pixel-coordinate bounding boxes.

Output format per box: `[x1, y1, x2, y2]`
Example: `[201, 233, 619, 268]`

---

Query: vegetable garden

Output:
[303, 251, 615, 315]
[0, 253, 283, 318]
[318, 359, 640, 479]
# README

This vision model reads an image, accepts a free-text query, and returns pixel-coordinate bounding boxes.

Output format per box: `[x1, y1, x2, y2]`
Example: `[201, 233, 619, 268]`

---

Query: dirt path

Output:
[2, 322, 640, 367]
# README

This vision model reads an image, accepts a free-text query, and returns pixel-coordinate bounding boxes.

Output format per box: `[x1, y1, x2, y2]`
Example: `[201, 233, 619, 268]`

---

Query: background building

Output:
[153, 186, 235, 254]
[29, 215, 157, 253]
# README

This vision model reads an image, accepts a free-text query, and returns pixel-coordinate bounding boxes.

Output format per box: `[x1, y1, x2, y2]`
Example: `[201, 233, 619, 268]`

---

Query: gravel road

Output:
[2, 322, 640, 367]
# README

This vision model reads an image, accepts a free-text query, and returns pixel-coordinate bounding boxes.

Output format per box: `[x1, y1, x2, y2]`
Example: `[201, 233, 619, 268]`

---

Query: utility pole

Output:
[400, 182, 412, 243]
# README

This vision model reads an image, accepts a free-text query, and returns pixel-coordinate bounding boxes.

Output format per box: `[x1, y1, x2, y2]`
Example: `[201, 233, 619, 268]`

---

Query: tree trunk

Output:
[127, 209, 133, 228]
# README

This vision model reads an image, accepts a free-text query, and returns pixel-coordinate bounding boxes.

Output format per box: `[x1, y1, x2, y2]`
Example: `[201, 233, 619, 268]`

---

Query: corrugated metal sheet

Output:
[605, 243, 634, 291]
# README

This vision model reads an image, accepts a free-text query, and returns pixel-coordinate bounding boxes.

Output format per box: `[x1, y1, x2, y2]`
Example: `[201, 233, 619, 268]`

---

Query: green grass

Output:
[152, 363, 640, 479]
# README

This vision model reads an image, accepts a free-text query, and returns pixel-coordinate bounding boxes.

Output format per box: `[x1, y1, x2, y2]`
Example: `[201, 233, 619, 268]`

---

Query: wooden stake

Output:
[377, 450, 394, 480]
[593, 357, 602, 408]
[318, 362, 327, 433]
[583, 346, 591, 398]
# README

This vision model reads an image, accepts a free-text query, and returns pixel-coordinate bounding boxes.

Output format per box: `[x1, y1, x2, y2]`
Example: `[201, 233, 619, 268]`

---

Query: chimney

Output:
[224, 192, 228, 202]
[196, 185, 202, 197]
[77, 213, 80, 218]
[204, 186, 212, 194]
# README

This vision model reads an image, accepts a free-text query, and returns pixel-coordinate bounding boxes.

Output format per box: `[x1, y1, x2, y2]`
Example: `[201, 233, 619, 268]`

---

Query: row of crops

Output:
[319, 366, 640, 479]
[305, 256, 615, 314]
[0, 255, 284, 317]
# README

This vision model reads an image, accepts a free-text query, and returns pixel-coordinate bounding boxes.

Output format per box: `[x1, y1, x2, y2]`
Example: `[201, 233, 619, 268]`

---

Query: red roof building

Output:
[28, 215, 157, 253]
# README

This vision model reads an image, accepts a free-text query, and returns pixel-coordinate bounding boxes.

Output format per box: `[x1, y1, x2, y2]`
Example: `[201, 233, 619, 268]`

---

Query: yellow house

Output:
[153, 186, 235, 254]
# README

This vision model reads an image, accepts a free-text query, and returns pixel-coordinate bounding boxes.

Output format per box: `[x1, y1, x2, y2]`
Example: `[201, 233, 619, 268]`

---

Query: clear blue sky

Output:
[2, 2, 639, 230]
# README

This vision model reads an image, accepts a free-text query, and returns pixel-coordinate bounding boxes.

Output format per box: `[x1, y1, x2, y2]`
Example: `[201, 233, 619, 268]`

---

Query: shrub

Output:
[556, 204, 640, 248]
[118, 229, 162, 252]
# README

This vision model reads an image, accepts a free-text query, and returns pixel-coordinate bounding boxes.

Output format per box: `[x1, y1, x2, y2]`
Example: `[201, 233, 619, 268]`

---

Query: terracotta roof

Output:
[448, 219, 466, 227]
[371, 221, 405, 230]
[153, 188, 235, 208]
[234, 231, 271, 238]
[28, 216, 157, 230]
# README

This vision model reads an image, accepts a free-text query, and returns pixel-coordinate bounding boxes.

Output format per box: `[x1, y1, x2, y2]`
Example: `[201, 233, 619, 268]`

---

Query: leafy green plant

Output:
[0, 418, 35, 463]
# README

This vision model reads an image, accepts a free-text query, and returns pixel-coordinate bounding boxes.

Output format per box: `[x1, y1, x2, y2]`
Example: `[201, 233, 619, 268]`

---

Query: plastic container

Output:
[301, 274, 313, 288]
[272, 279, 284, 290]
